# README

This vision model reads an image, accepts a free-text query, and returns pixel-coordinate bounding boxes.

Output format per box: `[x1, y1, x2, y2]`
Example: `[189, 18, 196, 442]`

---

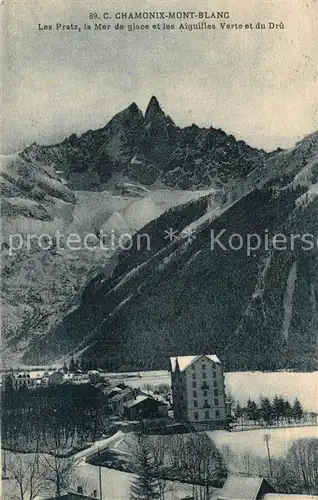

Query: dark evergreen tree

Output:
[260, 397, 273, 424]
[130, 436, 160, 500]
[283, 400, 293, 422]
[69, 357, 76, 372]
[272, 395, 285, 423]
[247, 398, 259, 422]
[3, 374, 14, 392]
[292, 398, 304, 421]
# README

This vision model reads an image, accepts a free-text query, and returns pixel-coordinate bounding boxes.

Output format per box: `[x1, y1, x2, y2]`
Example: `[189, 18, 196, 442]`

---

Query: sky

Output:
[1, 0, 317, 153]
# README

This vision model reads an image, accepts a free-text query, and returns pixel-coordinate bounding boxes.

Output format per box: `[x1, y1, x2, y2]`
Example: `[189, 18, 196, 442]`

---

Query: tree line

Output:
[129, 433, 226, 500]
[1, 382, 110, 452]
[234, 395, 304, 425]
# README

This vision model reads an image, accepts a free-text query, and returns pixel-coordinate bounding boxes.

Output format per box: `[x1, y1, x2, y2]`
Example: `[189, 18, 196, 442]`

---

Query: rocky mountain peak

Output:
[126, 101, 142, 115]
[15, 98, 266, 192]
[145, 95, 165, 121]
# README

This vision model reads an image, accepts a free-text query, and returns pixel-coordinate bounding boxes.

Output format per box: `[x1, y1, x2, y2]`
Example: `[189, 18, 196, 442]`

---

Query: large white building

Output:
[170, 354, 230, 427]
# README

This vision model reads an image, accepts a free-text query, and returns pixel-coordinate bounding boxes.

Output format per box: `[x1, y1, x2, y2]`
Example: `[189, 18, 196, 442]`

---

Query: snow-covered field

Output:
[71, 187, 213, 236]
[208, 425, 318, 460]
[113, 370, 318, 413]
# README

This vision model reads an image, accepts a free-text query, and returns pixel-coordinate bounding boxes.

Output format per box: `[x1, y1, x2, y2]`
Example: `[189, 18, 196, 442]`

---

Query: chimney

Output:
[77, 486, 83, 494]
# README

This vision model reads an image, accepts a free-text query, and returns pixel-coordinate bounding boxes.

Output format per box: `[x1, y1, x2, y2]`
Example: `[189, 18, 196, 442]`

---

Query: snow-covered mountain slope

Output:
[1, 98, 273, 366]
[1, 152, 215, 366]
[22, 133, 318, 371]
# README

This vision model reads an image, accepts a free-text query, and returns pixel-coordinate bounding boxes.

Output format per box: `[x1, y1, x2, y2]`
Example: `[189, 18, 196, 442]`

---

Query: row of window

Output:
[192, 363, 216, 371]
[192, 382, 218, 395]
[192, 371, 217, 379]
[193, 409, 220, 420]
[192, 373, 218, 387]
[193, 398, 219, 407]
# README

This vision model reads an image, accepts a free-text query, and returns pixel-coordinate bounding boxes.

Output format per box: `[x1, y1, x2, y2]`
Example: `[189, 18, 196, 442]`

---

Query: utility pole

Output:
[98, 447, 103, 500]
[263, 434, 272, 477]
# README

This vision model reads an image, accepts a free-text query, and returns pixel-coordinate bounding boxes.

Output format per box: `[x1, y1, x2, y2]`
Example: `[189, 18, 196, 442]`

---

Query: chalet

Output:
[122, 395, 168, 420]
[102, 385, 122, 399]
[109, 387, 145, 416]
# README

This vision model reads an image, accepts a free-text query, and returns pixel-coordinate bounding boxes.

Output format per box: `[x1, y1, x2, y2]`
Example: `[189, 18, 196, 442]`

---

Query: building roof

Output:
[123, 395, 168, 409]
[40, 490, 97, 500]
[123, 395, 150, 408]
[103, 385, 122, 396]
[218, 475, 274, 500]
[170, 354, 221, 372]
[110, 387, 134, 402]
[262, 496, 317, 500]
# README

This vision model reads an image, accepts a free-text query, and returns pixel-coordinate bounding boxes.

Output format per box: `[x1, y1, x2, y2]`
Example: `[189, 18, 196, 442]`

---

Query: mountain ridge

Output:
[22, 133, 318, 371]
[1, 99, 317, 370]
[19, 96, 267, 191]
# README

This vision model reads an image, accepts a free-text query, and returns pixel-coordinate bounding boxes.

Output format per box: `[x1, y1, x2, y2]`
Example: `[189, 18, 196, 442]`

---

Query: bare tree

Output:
[148, 435, 168, 500]
[220, 444, 234, 472]
[287, 438, 318, 494]
[184, 434, 223, 500]
[143, 384, 154, 394]
[41, 453, 75, 498]
[7, 451, 44, 500]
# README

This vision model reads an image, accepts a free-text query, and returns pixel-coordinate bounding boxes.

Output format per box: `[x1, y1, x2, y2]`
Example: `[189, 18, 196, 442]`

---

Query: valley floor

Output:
[3, 425, 317, 499]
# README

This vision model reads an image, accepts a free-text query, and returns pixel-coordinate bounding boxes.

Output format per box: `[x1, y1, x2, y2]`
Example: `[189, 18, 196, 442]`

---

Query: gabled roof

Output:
[170, 354, 221, 372]
[123, 395, 149, 408]
[218, 475, 275, 500]
[110, 387, 135, 402]
[102, 385, 122, 396]
[123, 395, 168, 409]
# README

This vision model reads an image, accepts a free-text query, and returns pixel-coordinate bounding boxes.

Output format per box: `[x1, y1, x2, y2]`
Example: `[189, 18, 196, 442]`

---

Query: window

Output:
[194, 412, 198, 420]
[214, 389, 218, 397]
[193, 390, 197, 398]
[194, 400, 198, 408]
[202, 372, 206, 379]
[192, 365, 195, 370]
[204, 399, 209, 408]
[192, 372, 196, 379]
[203, 390, 207, 397]
[202, 364, 206, 370]
[205, 410, 210, 419]
[214, 399, 219, 406]
[213, 371, 216, 378]
[213, 381, 217, 387]
[216, 410, 220, 418]
[193, 381, 196, 389]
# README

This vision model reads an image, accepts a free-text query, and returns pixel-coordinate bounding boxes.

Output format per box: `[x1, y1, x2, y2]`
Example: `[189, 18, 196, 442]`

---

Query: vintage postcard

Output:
[1, 0, 317, 499]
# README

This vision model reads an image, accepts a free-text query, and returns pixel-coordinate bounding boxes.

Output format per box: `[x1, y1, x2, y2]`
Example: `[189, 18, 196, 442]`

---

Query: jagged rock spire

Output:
[145, 95, 165, 121]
